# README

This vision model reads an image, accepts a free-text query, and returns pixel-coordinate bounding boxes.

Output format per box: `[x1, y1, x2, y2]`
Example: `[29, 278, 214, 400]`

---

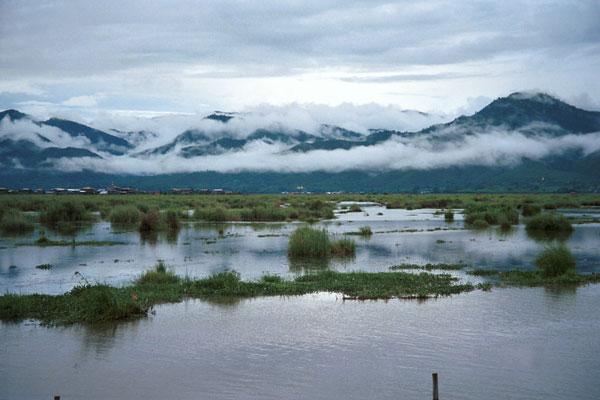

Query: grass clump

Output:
[444, 210, 454, 221]
[40, 201, 92, 225]
[35, 264, 52, 270]
[288, 226, 331, 257]
[137, 261, 180, 285]
[109, 205, 140, 224]
[347, 226, 373, 236]
[0, 209, 34, 234]
[358, 226, 372, 236]
[526, 213, 573, 233]
[348, 204, 362, 212]
[521, 204, 542, 217]
[330, 237, 356, 257]
[534, 245, 576, 277]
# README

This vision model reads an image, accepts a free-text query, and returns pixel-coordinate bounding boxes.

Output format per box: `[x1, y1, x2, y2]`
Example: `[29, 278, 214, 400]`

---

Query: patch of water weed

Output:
[136, 261, 180, 285]
[534, 244, 576, 277]
[526, 213, 573, 233]
[35, 264, 52, 270]
[444, 210, 454, 221]
[346, 226, 373, 236]
[288, 226, 331, 257]
[330, 237, 356, 257]
[0, 269, 478, 324]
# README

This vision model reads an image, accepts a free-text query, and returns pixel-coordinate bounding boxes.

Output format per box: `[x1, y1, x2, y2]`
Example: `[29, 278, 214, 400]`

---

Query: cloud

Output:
[61, 94, 105, 107]
[1, 1, 599, 114]
[48, 124, 600, 175]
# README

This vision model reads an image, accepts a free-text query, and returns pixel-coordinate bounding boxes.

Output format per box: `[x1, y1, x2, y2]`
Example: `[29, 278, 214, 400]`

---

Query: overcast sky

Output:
[1, 0, 599, 120]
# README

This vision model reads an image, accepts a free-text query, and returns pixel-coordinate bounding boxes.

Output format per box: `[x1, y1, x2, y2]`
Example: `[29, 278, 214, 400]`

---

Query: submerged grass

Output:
[0, 267, 476, 325]
[466, 269, 600, 286]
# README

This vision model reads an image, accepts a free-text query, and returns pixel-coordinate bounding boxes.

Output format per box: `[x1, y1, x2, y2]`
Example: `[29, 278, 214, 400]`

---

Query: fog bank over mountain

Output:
[1, 92, 600, 192]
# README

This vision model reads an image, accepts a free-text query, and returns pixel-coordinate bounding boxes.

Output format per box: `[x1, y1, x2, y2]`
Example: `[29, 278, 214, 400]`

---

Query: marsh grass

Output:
[444, 210, 454, 221]
[348, 204, 362, 212]
[288, 226, 331, 257]
[521, 204, 542, 217]
[109, 205, 141, 224]
[330, 237, 356, 256]
[0, 268, 478, 324]
[40, 201, 93, 225]
[534, 245, 576, 277]
[0, 209, 34, 234]
[526, 213, 573, 233]
[137, 261, 180, 285]
[346, 226, 372, 236]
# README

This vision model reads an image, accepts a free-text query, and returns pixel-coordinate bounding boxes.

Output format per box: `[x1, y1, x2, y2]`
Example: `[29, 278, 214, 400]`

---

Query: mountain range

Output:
[1, 92, 599, 193]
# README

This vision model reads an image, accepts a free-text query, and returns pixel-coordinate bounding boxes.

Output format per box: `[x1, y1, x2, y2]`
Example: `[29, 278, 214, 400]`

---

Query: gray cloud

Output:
[1, 1, 599, 115]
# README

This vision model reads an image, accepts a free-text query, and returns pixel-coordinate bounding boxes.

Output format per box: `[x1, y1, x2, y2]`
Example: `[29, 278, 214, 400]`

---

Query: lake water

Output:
[1, 205, 600, 399]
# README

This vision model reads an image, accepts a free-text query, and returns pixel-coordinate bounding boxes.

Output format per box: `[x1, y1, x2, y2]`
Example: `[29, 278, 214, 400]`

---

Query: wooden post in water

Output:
[54, 397, 60, 400]
[432, 373, 439, 400]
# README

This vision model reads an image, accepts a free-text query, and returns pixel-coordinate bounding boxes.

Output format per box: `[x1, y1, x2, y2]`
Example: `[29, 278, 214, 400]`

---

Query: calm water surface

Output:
[1, 206, 599, 294]
[2, 287, 599, 399]
[1, 205, 599, 399]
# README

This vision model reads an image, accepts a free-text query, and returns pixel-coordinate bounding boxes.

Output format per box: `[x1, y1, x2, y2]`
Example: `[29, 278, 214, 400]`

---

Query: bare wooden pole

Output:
[54, 397, 60, 400]
[432, 373, 439, 400]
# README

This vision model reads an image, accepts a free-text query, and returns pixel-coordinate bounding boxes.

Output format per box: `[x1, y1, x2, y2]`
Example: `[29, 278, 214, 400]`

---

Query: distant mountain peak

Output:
[506, 92, 561, 104]
[204, 112, 235, 123]
[0, 109, 30, 122]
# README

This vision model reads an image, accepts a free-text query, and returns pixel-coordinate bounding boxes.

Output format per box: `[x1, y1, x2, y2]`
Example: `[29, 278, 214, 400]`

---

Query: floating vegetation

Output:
[346, 226, 373, 236]
[109, 205, 141, 224]
[466, 269, 600, 286]
[35, 264, 52, 270]
[0, 268, 478, 325]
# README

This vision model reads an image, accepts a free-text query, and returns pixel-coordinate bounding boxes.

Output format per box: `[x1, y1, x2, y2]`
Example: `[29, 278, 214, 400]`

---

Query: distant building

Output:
[170, 188, 195, 195]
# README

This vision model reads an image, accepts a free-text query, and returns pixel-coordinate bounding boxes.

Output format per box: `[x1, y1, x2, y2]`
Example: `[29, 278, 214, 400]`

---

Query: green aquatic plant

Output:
[109, 205, 141, 224]
[526, 213, 573, 233]
[288, 226, 331, 257]
[0, 209, 34, 234]
[137, 261, 180, 285]
[330, 237, 356, 257]
[534, 245, 576, 278]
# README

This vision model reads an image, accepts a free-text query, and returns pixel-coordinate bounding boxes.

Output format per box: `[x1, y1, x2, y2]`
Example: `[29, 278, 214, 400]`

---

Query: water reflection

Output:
[526, 229, 573, 243]
[288, 256, 331, 272]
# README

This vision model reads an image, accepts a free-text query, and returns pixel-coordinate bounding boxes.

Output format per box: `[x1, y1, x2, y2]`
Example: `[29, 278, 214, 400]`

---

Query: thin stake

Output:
[432, 373, 439, 400]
